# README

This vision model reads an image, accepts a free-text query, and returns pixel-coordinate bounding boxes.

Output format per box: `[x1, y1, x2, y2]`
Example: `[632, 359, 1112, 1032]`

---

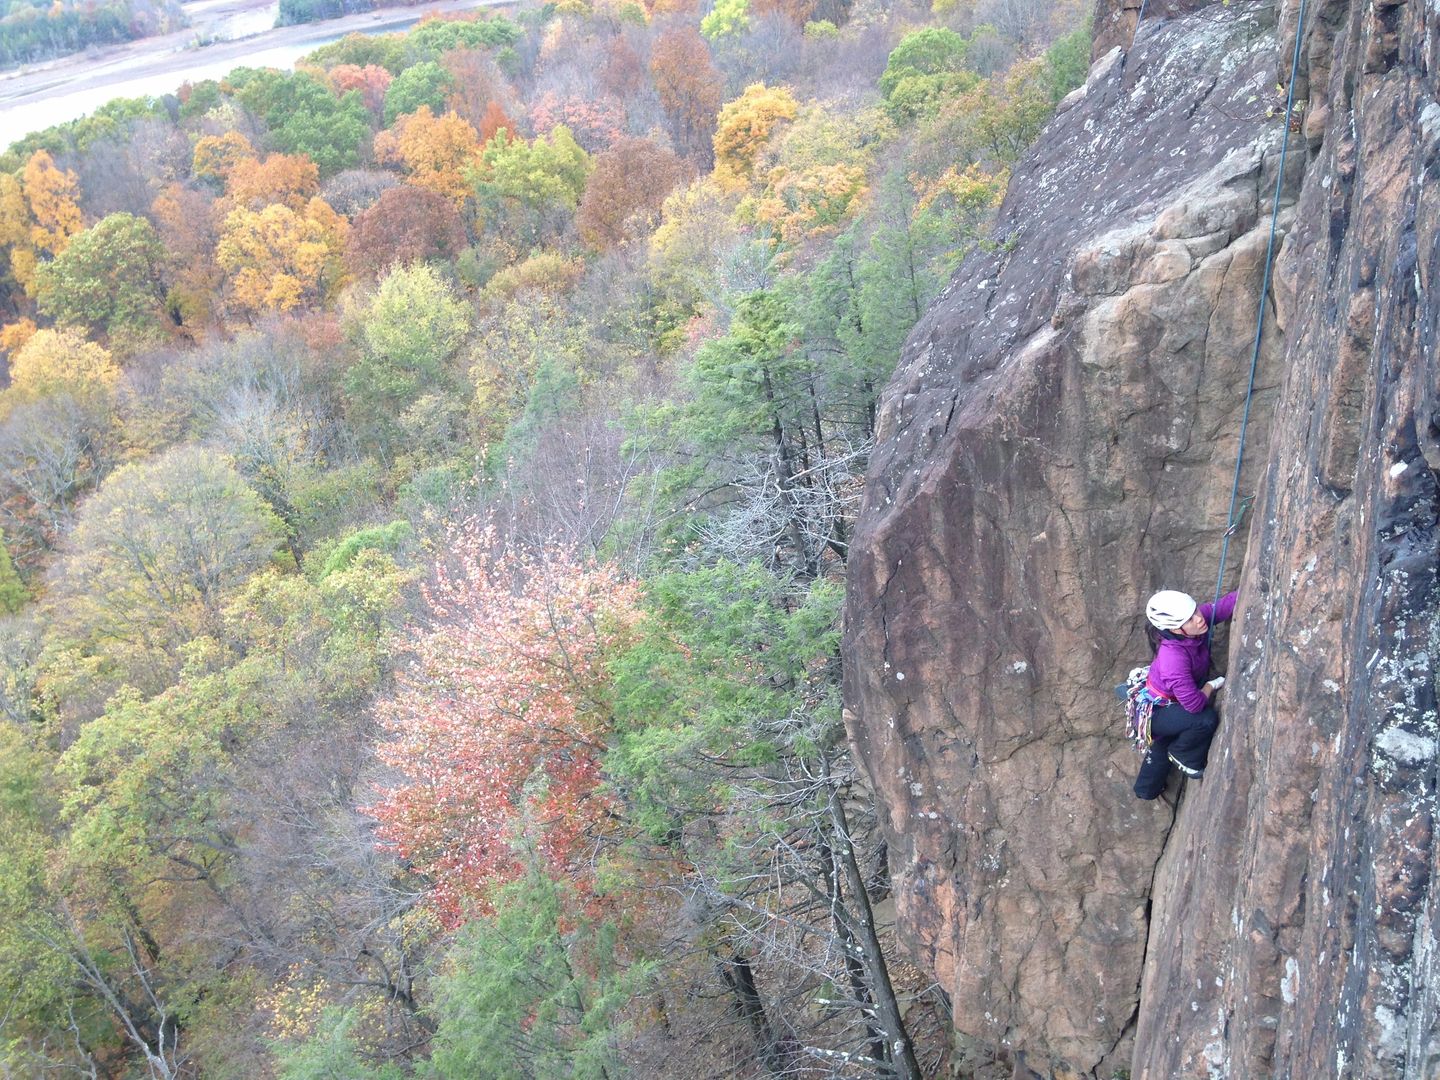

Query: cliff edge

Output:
[842, 0, 1439, 1076]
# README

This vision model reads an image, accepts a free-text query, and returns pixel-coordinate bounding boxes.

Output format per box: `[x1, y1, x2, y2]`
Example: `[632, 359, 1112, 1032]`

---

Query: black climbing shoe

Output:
[1168, 753, 1203, 780]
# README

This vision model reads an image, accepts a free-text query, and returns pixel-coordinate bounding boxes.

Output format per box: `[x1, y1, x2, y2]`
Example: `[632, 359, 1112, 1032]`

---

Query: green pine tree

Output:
[0, 532, 26, 615]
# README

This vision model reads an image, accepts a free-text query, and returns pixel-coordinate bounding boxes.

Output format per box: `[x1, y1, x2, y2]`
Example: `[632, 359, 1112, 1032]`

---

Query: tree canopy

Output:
[0, 0, 1091, 1071]
[33, 212, 168, 346]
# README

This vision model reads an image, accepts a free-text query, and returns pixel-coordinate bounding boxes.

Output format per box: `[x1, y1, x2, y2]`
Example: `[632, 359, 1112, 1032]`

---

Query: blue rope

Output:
[1209, 0, 1310, 646]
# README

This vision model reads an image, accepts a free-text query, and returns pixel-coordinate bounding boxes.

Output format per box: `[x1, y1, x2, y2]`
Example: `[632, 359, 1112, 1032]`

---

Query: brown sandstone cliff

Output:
[843, 0, 1438, 1077]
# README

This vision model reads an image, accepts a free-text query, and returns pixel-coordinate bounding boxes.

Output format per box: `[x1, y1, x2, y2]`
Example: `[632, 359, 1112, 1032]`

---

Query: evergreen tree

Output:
[0, 530, 25, 614]
[427, 867, 642, 1080]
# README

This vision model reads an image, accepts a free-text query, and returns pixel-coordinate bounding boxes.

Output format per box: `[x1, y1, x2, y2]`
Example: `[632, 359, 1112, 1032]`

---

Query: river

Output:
[0, 0, 507, 149]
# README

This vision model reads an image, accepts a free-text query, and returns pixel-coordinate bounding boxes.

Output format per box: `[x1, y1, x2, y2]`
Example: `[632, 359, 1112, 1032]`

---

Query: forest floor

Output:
[0, 0, 510, 141]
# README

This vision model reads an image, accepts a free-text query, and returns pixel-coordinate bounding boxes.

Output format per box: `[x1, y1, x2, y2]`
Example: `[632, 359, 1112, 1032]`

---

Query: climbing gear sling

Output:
[1116, 666, 1169, 754]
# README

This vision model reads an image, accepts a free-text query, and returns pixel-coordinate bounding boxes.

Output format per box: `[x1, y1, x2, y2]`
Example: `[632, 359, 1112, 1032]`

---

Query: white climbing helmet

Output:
[1146, 590, 1197, 631]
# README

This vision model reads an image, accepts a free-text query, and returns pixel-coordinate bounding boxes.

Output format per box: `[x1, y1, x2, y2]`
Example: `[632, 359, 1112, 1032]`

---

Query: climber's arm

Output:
[1202, 590, 1239, 625]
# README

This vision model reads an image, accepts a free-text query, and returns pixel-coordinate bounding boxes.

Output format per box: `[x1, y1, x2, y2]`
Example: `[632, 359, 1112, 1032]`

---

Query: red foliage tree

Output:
[442, 48, 519, 133]
[599, 34, 646, 98]
[345, 185, 467, 278]
[367, 529, 639, 926]
[577, 137, 691, 250]
[327, 63, 393, 118]
[529, 91, 626, 153]
[649, 25, 724, 167]
[477, 100, 519, 145]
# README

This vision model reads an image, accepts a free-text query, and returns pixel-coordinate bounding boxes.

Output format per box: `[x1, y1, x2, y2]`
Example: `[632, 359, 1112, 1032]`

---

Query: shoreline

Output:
[1, 0, 511, 147]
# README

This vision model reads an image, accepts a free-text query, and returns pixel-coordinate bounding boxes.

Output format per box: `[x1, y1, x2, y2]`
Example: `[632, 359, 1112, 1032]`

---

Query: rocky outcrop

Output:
[842, 5, 1290, 1073]
[1089, 0, 1213, 59]
[843, 0, 1438, 1076]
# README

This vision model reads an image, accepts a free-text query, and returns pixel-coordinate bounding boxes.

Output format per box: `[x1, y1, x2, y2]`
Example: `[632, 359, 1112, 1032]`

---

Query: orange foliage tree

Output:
[577, 137, 690, 250]
[367, 528, 640, 925]
[224, 153, 321, 211]
[0, 318, 36, 355]
[751, 0, 816, 28]
[151, 183, 223, 332]
[216, 197, 349, 315]
[649, 25, 724, 166]
[441, 48, 516, 132]
[373, 106, 481, 206]
[476, 100, 517, 145]
[346, 185, 467, 278]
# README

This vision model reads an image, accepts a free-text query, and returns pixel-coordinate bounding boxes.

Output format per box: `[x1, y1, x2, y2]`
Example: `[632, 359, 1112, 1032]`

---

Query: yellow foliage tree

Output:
[7, 328, 119, 399]
[751, 162, 867, 246]
[374, 106, 481, 206]
[304, 195, 349, 253]
[647, 176, 740, 314]
[216, 198, 349, 315]
[479, 250, 585, 304]
[469, 296, 591, 436]
[914, 161, 1007, 216]
[712, 83, 798, 190]
[0, 318, 36, 356]
[22, 151, 84, 258]
[735, 102, 887, 250]
[0, 172, 34, 292]
[2, 152, 84, 296]
[192, 131, 256, 183]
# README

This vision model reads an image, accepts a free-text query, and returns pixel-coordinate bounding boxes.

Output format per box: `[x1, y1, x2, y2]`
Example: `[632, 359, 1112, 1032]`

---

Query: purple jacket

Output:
[1147, 591, 1238, 712]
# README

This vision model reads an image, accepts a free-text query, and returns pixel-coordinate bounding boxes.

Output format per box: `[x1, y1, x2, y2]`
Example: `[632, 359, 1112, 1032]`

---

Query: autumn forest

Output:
[0, 0, 1088, 1074]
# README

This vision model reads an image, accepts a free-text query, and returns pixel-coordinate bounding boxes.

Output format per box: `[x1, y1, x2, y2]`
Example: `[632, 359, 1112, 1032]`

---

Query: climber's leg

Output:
[1128, 722, 1175, 800]
[1165, 705, 1220, 777]
[1133, 735, 1174, 799]
[1134, 702, 1216, 797]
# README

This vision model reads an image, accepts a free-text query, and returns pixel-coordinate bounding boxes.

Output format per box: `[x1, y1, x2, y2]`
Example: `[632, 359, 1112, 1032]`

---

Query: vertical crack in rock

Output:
[1132, 0, 1440, 1075]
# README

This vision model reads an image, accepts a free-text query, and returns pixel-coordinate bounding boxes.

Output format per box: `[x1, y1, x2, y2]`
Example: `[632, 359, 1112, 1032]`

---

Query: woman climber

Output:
[1133, 588, 1238, 800]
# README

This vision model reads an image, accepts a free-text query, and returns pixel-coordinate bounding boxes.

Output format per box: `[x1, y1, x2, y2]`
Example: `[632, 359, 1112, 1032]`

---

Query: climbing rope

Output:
[1209, 0, 1310, 643]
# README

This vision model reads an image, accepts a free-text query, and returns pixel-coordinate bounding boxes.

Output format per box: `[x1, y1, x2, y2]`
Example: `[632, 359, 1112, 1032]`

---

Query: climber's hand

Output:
[1205, 677, 1225, 695]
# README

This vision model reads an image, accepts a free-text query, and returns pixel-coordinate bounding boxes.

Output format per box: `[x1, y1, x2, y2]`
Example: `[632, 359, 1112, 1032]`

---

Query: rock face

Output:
[843, 0, 1439, 1076]
[1132, 0, 1440, 1076]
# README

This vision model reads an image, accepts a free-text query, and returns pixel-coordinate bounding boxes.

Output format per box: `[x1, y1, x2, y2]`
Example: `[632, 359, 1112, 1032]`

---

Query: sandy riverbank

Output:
[1, 0, 509, 146]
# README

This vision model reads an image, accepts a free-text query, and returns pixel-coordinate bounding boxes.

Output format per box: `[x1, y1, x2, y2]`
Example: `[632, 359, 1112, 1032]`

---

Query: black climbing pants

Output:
[1133, 701, 1220, 800]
